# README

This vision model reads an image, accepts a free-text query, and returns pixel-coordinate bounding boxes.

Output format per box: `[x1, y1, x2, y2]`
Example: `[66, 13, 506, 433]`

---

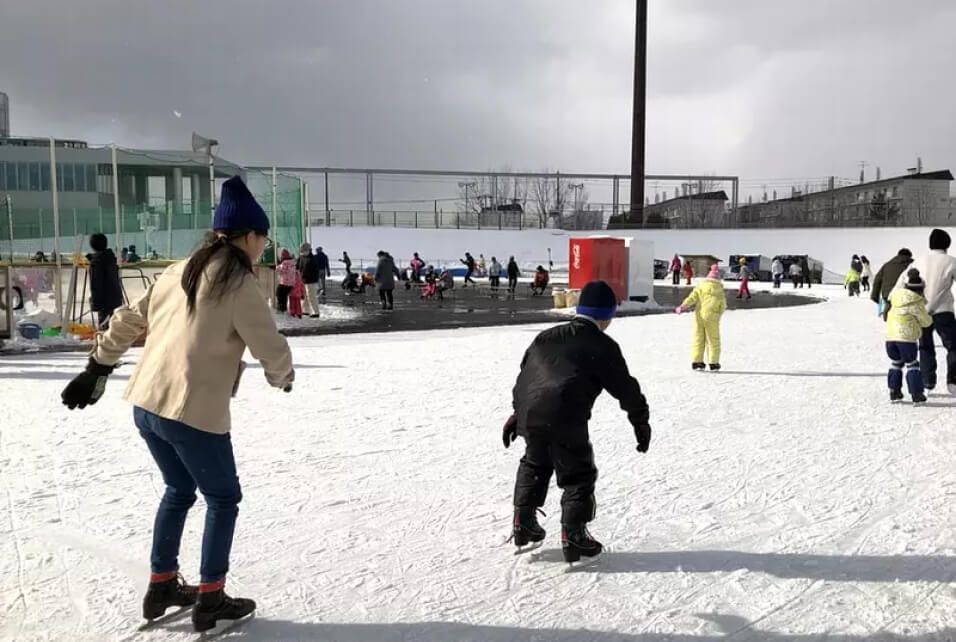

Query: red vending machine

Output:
[568, 237, 627, 301]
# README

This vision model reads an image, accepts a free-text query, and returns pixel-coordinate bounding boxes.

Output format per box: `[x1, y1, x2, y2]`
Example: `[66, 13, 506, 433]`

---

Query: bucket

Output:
[552, 290, 567, 308]
[565, 289, 580, 307]
[17, 323, 42, 340]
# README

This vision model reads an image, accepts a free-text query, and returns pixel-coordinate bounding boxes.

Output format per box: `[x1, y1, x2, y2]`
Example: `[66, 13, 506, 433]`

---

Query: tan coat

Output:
[92, 257, 294, 434]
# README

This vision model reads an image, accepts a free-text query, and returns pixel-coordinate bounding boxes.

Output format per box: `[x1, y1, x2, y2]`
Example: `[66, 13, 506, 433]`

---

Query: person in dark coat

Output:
[86, 233, 124, 328]
[461, 252, 477, 287]
[871, 248, 913, 319]
[870, 247, 913, 321]
[296, 242, 321, 318]
[127, 245, 142, 264]
[503, 280, 651, 562]
[851, 254, 863, 274]
[506, 257, 520, 298]
[314, 246, 331, 296]
[374, 251, 400, 310]
[800, 256, 812, 288]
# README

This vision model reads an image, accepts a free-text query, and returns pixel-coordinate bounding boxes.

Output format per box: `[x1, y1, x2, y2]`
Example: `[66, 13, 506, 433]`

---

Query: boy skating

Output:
[503, 280, 651, 562]
[885, 269, 932, 404]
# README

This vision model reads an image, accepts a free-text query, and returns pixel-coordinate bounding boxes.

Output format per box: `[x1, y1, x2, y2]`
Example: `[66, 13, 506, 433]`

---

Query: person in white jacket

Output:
[897, 229, 956, 393]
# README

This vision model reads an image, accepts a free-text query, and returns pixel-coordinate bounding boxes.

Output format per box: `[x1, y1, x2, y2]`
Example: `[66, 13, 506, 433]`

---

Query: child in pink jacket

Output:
[276, 248, 297, 313]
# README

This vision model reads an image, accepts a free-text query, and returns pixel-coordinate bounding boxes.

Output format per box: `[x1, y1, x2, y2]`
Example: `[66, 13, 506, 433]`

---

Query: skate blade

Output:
[198, 612, 255, 640]
[513, 541, 544, 555]
[565, 552, 603, 572]
[138, 606, 191, 631]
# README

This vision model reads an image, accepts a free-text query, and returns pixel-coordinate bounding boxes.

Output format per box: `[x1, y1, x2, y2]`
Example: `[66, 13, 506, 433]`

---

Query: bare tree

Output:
[457, 169, 530, 215]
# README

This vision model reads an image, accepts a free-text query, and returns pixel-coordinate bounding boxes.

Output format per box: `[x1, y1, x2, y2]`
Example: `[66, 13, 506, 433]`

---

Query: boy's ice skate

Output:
[912, 392, 928, 405]
[561, 524, 603, 564]
[511, 507, 546, 553]
[692, 362, 706, 371]
[889, 390, 904, 403]
[192, 589, 256, 635]
[709, 363, 721, 371]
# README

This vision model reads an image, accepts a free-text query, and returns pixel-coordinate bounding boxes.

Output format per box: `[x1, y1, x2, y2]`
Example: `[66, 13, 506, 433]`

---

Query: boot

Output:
[709, 363, 721, 371]
[912, 391, 928, 405]
[512, 507, 546, 547]
[692, 362, 706, 371]
[142, 573, 198, 620]
[889, 389, 904, 403]
[561, 524, 603, 563]
[192, 588, 256, 633]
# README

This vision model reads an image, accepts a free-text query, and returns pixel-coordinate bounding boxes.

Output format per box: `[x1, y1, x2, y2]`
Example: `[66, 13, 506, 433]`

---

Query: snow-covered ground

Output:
[3, 290, 956, 641]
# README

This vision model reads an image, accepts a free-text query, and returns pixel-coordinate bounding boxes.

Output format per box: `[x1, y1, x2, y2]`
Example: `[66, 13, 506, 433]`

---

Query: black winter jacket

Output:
[316, 251, 331, 274]
[871, 254, 914, 304]
[87, 249, 123, 312]
[297, 255, 319, 284]
[512, 318, 649, 446]
[507, 260, 520, 279]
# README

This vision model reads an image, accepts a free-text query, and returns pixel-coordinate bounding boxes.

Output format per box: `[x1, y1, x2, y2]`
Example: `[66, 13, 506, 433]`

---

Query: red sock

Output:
[199, 579, 225, 593]
[150, 570, 177, 583]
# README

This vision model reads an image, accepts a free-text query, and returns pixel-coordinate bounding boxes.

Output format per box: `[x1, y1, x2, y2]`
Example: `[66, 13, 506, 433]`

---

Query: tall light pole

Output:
[569, 183, 584, 212]
[629, 0, 648, 226]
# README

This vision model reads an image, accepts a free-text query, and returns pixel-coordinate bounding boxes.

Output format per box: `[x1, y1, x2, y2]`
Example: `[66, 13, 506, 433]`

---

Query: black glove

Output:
[502, 414, 518, 449]
[634, 423, 652, 453]
[61, 358, 115, 410]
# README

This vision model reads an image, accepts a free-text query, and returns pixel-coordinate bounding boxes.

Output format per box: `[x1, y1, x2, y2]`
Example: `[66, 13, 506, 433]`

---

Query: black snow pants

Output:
[513, 437, 598, 525]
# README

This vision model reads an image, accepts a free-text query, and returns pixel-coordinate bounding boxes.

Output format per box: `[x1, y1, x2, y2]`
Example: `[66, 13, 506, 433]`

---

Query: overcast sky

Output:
[3, 0, 956, 190]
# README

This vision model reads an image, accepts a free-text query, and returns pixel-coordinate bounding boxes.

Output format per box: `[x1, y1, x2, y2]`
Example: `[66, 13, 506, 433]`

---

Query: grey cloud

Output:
[2, 0, 955, 188]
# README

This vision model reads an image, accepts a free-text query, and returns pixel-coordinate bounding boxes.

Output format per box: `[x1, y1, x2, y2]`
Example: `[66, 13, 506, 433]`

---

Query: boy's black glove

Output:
[61, 358, 115, 410]
[634, 423, 652, 453]
[502, 414, 518, 448]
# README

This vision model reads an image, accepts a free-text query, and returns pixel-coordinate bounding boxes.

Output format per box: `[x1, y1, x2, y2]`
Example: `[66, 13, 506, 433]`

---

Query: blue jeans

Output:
[919, 312, 956, 388]
[886, 341, 923, 396]
[134, 407, 242, 583]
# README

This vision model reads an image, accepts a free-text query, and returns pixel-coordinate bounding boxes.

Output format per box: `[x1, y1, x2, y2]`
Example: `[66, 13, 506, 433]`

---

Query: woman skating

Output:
[61, 176, 294, 633]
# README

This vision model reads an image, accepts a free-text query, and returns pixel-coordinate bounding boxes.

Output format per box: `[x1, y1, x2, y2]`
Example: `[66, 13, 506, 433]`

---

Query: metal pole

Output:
[271, 167, 278, 260]
[50, 138, 64, 325]
[629, 0, 648, 225]
[208, 149, 216, 217]
[301, 178, 309, 245]
[6, 195, 13, 261]
[612, 176, 620, 218]
[324, 171, 330, 226]
[166, 201, 173, 258]
[111, 144, 121, 250]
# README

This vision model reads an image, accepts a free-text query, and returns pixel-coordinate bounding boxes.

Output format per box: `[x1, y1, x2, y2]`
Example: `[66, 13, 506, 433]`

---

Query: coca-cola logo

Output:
[572, 243, 581, 270]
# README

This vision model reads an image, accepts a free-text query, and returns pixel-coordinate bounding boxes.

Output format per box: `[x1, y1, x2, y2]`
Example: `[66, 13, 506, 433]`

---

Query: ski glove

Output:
[502, 414, 518, 448]
[634, 423, 652, 453]
[61, 358, 115, 410]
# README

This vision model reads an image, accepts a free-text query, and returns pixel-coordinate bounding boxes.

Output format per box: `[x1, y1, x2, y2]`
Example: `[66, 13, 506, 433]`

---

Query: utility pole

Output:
[628, 0, 648, 226]
[858, 160, 868, 184]
[569, 183, 584, 213]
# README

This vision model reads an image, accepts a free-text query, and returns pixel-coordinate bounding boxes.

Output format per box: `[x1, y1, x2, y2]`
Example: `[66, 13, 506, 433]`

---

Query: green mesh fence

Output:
[0, 172, 303, 262]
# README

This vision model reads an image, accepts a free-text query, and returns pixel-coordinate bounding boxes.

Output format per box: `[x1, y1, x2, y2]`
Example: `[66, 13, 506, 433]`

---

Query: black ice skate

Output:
[912, 392, 928, 405]
[709, 363, 721, 371]
[692, 362, 706, 371]
[192, 589, 256, 634]
[889, 390, 904, 404]
[142, 573, 198, 623]
[561, 524, 603, 563]
[511, 507, 546, 552]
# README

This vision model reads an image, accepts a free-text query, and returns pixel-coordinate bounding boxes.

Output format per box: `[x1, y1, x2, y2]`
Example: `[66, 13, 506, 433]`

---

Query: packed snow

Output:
[3, 287, 956, 641]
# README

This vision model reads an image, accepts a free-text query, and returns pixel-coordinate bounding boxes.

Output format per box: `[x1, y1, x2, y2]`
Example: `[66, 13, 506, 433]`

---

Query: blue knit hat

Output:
[576, 280, 618, 320]
[213, 176, 270, 233]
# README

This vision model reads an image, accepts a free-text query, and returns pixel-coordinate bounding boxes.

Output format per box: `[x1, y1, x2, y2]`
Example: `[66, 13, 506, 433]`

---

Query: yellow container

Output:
[565, 289, 580, 307]
[552, 290, 567, 308]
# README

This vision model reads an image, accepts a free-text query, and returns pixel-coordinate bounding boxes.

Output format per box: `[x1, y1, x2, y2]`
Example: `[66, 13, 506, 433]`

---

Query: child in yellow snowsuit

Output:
[675, 264, 727, 371]
[885, 268, 932, 404]
[845, 267, 861, 297]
